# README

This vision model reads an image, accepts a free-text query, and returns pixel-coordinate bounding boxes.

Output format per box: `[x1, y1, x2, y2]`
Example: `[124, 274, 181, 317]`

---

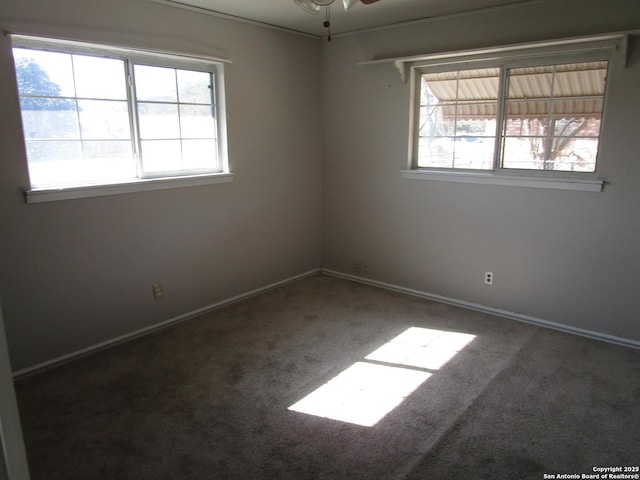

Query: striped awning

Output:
[423, 62, 607, 120]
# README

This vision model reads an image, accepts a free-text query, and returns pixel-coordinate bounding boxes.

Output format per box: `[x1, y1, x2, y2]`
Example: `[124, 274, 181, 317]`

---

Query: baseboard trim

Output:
[14, 269, 321, 379]
[321, 268, 640, 351]
[15, 266, 638, 378]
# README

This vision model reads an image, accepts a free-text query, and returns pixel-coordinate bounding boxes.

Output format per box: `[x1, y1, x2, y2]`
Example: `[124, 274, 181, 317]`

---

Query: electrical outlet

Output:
[152, 283, 164, 300]
[353, 262, 369, 275]
[484, 271, 494, 285]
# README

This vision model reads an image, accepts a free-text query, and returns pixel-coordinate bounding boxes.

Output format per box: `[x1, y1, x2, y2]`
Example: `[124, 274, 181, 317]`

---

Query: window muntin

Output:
[12, 39, 226, 190]
[414, 59, 608, 175]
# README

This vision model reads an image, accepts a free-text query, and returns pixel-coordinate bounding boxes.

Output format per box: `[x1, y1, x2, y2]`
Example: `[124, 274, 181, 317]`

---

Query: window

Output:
[10, 35, 230, 199]
[416, 60, 608, 174]
[406, 37, 618, 190]
[417, 67, 499, 170]
[501, 62, 606, 172]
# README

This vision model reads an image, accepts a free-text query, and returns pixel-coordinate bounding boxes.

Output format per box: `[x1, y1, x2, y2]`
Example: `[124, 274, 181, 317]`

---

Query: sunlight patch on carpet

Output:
[288, 327, 476, 427]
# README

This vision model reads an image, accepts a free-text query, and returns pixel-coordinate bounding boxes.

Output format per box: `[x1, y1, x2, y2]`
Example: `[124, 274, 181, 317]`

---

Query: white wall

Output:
[0, 0, 323, 371]
[322, 0, 640, 342]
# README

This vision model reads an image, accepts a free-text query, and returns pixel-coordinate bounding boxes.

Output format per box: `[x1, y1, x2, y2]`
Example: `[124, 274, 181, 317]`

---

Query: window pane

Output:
[551, 116, 601, 138]
[502, 137, 546, 170]
[73, 55, 127, 100]
[420, 81, 439, 106]
[25, 140, 82, 187]
[13, 48, 75, 97]
[453, 138, 494, 169]
[80, 140, 136, 179]
[552, 98, 603, 119]
[28, 142, 135, 187]
[420, 74, 452, 104]
[134, 65, 177, 102]
[25, 140, 136, 187]
[504, 100, 551, 125]
[502, 135, 598, 172]
[548, 133, 598, 172]
[552, 62, 607, 97]
[455, 115, 496, 137]
[83, 140, 133, 160]
[141, 140, 182, 172]
[177, 70, 212, 104]
[19, 100, 79, 139]
[25, 140, 82, 164]
[503, 116, 549, 138]
[420, 74, 455, 106]
[182, 139, 217, 169]
[138, 103, 180, 139]
[417, 137, 454, 168]
[456, 69, 500, 99]
[419, 106, 454, 137]
[78, 100, 130, 140]
[179, 105, 216, 139]
[508, 66, 553, 98]
[552, 137, 598, 172]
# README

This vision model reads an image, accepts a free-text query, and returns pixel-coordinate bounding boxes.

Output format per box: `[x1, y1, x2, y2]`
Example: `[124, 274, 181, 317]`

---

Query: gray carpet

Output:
[13, 274, 640, 479]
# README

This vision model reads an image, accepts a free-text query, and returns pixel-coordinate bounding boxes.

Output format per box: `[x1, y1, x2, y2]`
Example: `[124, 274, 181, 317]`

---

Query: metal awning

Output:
[423, 62, 607, 120]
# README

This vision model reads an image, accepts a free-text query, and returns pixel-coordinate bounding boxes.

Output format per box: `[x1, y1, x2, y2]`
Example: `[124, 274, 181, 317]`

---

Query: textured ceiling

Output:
[148, 0, 541, 37]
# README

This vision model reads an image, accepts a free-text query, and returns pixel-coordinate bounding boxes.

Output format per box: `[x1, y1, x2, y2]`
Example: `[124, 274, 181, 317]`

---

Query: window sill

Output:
[401, 170, 603, 192]
[25, 172, 234, 204]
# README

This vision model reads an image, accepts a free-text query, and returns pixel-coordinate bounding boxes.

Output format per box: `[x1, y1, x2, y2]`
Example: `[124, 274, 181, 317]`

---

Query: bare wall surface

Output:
[322, 0, 640, 342]
[0, 0, 323, 370]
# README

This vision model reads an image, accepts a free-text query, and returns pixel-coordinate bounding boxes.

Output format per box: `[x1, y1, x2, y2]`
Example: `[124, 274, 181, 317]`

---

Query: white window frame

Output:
[399, 35, 624, 192]
[9, 34, 232, 203]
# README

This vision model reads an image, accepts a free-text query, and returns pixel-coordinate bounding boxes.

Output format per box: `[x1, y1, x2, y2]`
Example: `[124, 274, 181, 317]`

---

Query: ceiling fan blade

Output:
[343, 0, 359, 10]
[294, 0, 320, 14]
[360, 0, 381, 4]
